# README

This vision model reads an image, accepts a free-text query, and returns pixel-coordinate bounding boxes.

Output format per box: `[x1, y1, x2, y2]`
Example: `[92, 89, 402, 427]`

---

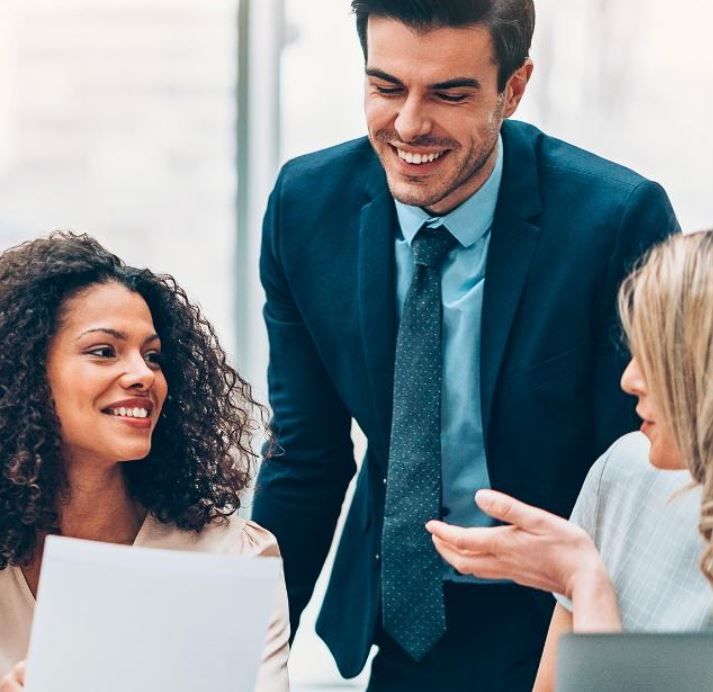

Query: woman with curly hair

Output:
[428, 231, 713, 690]
[0, 232, 288, 691]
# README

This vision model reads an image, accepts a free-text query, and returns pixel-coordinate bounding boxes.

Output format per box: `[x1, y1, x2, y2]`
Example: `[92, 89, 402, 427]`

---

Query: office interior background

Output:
[0, 1, 711, 689]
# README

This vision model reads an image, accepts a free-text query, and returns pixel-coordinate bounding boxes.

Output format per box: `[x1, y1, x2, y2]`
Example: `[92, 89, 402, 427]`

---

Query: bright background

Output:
[0, 1, 711, 689]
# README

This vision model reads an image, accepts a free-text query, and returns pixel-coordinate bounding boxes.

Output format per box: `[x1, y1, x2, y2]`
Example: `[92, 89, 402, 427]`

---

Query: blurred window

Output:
[0, 0, 240, 351]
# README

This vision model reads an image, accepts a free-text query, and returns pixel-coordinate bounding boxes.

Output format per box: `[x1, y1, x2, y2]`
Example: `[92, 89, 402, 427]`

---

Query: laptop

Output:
[557, 632, 713, 692]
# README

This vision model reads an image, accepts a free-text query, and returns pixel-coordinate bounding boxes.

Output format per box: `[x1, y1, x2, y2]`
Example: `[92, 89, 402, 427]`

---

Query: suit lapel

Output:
[357, 176, 398, 463]
[481, 122, 542, 441]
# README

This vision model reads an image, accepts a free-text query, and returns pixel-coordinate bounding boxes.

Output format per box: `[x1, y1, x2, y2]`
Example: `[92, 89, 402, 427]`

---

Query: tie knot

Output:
[412, 226, 458, 269]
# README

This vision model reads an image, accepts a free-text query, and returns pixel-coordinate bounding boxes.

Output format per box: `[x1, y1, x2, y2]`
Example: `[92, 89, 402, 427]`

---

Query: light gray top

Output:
[555, 432, 713, 631]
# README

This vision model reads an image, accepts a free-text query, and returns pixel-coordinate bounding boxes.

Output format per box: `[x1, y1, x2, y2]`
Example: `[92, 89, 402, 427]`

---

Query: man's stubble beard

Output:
[376, 96, 505, 211]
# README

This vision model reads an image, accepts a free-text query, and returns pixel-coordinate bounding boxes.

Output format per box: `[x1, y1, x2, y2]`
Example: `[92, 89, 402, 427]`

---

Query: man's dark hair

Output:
[351, 0, 535, 92]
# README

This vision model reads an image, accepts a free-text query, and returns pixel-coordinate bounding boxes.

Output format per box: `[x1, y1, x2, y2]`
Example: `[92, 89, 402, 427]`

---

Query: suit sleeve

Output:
[251, 167, 356, 637]
[592, 179, 680, 455]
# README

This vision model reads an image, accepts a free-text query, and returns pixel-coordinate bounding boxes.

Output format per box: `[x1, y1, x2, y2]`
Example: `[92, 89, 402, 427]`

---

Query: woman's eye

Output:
[145, 351, 164, 369]
[86, 346, 115, 358]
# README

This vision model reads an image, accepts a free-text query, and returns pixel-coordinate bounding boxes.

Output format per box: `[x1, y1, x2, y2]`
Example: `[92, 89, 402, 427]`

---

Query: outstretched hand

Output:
[426, 489, 606, 599]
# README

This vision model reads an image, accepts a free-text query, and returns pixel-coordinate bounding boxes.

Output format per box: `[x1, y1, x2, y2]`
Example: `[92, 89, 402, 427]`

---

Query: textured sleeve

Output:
[553, 447, 610, 612]
[568, 450, 608, 537]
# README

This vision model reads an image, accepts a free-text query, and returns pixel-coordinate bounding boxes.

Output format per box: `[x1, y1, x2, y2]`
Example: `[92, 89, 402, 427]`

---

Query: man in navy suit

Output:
[253, 1, 679, 689]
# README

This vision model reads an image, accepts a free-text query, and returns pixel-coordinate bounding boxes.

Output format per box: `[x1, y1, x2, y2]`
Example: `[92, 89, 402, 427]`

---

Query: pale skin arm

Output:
[426, 489, 622, 632]
[532, 604, 572, 692]
[0, 661, 25, 691]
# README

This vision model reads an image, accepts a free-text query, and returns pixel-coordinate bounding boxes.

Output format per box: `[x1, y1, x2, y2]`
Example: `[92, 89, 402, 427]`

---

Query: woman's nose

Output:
[120, 355, 155, 391]
[620, 357, 646, 396]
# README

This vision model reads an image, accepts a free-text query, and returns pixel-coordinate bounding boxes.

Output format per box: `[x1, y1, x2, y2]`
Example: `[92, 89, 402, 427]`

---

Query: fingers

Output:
[475, 489, 554, 531]
[431, 535, 511, 581]
[431, 534, 481, 575]
[426, 520, 500, 554]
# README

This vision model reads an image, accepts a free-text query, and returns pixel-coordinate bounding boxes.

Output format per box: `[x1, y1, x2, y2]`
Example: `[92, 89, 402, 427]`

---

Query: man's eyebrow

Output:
[76, 328, 160, 345]
[365, 67, 403, 85]
[365, 69, 481, 91]
[430, 77, 481, 90]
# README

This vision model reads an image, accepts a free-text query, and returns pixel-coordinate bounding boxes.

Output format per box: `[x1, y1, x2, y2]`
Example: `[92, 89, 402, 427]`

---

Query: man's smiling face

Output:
[364, 16, 531, 214]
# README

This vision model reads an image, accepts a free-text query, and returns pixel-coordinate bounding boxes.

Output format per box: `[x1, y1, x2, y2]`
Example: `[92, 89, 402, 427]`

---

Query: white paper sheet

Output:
[24, 535, 280, 692]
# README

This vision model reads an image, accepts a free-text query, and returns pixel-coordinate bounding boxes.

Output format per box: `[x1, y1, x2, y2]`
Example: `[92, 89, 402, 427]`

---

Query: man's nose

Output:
[394, 96, 432, 142]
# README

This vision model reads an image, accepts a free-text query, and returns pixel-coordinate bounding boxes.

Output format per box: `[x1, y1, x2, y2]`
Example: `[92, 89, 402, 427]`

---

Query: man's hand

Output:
[426, 489, 608, 600]
[0, 661, 26, 691]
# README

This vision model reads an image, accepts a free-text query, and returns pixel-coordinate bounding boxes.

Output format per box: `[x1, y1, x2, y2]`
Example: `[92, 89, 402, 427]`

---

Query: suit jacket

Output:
[252, 119, 679, 678]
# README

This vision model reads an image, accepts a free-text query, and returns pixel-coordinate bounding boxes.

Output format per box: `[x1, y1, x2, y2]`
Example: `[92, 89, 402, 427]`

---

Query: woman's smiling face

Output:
[46, 281, 168, 469]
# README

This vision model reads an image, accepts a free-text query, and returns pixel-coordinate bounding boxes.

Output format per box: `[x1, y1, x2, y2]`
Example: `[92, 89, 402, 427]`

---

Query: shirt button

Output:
[375, 553, 380, 561]
[382, 477, 387, 485]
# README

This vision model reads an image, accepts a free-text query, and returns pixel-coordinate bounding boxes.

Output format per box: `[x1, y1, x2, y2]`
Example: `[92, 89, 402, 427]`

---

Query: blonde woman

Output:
[427, 231, 713, 692]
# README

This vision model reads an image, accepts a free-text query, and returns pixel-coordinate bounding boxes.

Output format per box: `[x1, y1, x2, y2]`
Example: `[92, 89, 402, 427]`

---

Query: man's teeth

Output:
[108, 407, 149, 419]
[396, 149, 444, 165]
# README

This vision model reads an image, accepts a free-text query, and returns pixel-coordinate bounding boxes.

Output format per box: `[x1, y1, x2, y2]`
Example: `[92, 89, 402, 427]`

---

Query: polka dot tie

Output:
[381, 224, 458, 661]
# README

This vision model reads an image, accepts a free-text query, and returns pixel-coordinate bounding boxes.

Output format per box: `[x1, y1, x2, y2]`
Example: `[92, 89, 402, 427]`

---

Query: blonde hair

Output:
[618, 231, 713, 587]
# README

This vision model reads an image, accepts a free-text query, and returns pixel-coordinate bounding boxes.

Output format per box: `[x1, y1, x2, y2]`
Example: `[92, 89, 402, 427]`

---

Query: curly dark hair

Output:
[0, 231, 263, 569]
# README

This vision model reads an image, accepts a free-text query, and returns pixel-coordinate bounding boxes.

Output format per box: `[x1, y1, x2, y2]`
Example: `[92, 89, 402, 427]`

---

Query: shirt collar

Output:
[394, 134, 503, 249]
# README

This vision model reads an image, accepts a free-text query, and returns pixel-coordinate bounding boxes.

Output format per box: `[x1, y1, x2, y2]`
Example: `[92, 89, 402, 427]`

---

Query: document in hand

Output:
[24, 535, 280, 692]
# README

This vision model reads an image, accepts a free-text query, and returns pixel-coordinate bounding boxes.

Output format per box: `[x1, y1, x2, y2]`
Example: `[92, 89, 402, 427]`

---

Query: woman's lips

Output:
[641, 420, 655, 436]
[104, 412, 153, 430]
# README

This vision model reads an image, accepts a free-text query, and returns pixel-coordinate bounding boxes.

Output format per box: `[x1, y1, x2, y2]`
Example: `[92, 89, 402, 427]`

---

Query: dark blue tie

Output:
[381, 225, 458, 660]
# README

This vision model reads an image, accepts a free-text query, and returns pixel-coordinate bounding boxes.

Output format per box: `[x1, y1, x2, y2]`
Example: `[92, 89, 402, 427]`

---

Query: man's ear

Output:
[502, 58, 534, 119]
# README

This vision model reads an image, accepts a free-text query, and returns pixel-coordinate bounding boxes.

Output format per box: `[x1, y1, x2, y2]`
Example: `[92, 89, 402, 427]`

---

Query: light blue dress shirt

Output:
[394, 137, 503, 580]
